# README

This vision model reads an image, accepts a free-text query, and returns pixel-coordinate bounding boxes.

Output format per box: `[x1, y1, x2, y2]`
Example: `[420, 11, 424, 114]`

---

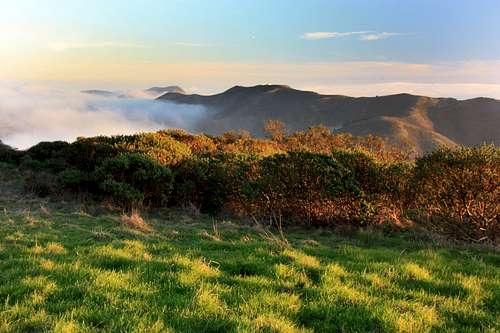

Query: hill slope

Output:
[158, 85, 500, 153]
[0, 164, 498, 332]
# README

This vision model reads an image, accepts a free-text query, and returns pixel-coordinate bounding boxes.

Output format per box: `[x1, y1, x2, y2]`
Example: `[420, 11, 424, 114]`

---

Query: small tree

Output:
[264, 120, 286, 142]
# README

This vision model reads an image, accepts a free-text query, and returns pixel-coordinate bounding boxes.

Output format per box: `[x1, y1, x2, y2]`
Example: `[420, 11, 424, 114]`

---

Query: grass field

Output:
[0, 204, 498, 333]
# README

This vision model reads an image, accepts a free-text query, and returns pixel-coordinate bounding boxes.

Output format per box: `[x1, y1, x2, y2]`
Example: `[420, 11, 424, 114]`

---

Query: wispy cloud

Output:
[301, 31, 371, 40]
[360, 32, 402, 41]
[301, 31, 402, 41]
[49, 41, 149, 51]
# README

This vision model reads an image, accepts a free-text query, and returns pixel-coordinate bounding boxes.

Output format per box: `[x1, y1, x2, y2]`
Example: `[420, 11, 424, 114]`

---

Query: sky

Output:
[1, 0, 500, 98]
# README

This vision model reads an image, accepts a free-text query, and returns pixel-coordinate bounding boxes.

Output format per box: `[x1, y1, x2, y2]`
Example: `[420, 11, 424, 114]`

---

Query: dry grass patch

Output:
[118, 211, 151, 232]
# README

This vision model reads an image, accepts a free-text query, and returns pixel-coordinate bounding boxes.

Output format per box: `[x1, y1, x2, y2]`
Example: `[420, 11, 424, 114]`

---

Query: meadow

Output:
[1, 206, 499, 333]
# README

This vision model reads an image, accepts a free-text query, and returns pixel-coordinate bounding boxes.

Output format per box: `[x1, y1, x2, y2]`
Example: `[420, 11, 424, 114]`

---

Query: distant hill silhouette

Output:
[158, 84, 500, 153]
[81, 89, 115, 97]
[145, 86, 185, 96]
[81, 86, 186, 99]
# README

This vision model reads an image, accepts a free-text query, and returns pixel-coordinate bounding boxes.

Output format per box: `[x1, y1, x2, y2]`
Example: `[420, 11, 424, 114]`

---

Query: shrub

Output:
[158, 131, 218, 155]
[284, 128, 409, 161]
[229, 138, 283, 157]
[181, 134, 217, 154]
[331, 149, 413, 223]
[245, 152, 361, 225]
[111, 132, 191, 166]
[331, 149, 380, 193]
[173, 153, 257, 215]
[58, 169, 93, 191]
[377, 162, 413, 207]
[14, 141, 71, 172]
[24, 171, 59, 197]
[264, 119, 287, 142]
[100, 179, 144, 209]
[19, 155, 44, 171]
[0, 141, 23, 165]
[26, 141, 70, 162]
[8, 126, 499, 243]
[95, 153, 174, 209]
[411, 145, 500, 242]
[64, 137, 116, 171]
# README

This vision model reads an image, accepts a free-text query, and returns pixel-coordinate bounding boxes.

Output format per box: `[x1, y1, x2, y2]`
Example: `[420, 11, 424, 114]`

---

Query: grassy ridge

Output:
[0, 208, 498, 332]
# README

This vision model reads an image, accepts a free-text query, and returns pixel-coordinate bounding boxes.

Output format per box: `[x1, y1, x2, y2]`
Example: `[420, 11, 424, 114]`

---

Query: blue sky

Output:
[1, 0, 500, 97]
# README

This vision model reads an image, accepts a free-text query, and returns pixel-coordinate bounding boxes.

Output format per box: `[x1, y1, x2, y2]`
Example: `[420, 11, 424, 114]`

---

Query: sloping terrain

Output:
[0, 169, 498, 332]
[158, 85, 500, 153]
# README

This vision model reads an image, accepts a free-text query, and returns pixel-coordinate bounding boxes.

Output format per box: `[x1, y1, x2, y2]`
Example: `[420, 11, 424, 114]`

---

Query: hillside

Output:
[0, 165, 498, 332]
[158, 85, 500, 153]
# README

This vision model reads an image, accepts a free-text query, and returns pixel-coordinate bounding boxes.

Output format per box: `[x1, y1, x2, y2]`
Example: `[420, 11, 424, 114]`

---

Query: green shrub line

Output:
[0, 126, 498, 243]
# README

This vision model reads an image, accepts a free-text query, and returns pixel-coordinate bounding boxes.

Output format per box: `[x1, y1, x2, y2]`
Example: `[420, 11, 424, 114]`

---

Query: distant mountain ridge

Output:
[158, 84, 500, 153]
[144, 86, 185, 96]
[80, 89, 115, 97]
[81, 86, 186, 99]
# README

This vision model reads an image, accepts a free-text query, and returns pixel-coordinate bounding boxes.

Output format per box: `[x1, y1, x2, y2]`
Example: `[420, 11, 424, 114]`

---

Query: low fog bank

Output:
[0, 83, 209, 150]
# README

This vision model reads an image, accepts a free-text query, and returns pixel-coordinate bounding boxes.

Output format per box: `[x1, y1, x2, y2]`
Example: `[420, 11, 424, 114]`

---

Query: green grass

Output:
[0, 208, 498, 333]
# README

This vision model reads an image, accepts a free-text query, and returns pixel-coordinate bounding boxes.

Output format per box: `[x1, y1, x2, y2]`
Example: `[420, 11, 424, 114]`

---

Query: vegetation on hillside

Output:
[0, 121, 498, 243]
[0, 126, 499, 332]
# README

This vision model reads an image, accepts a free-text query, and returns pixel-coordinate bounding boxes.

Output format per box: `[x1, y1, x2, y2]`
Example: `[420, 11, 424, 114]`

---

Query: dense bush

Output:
[8, 126, 500, 243]
[24, 171, 59, 197]
[332, 150, 380, 193]
[95, 153, 174, 209]
[331, 150, 412, 224]
[111, 132, 191, 166]
[0, 141, 23, 164]
[58, 168, 93, 191]
[284, 124, 410, 161]
[64, 137, 116, 171]
[13, 141, 72, 172]
[173, 153, 257, 215]
[244, 152, 360, 225]
[411, 145, 500, 242]
[26, 141, 70, 161]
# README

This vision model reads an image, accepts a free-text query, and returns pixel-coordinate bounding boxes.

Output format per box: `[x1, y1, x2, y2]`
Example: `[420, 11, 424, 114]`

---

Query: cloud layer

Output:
[0, 83, 208, 149]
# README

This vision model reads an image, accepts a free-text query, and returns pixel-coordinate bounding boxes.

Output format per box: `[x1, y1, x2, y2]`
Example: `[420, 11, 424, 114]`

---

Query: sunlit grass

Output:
[0, 209, 498, 332]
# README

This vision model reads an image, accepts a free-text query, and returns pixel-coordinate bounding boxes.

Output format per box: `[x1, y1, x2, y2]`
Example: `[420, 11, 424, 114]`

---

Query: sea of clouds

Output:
[0, 83, 208, 149]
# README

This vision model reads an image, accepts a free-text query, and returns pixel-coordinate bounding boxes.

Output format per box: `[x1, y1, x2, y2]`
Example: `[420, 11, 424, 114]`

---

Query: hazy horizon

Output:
[1, 0, 500, 99]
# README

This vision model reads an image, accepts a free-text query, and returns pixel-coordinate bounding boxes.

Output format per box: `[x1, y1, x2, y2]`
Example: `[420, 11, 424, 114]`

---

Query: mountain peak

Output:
[157, 84, 500, 153]
[224, 84, 293, 94]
